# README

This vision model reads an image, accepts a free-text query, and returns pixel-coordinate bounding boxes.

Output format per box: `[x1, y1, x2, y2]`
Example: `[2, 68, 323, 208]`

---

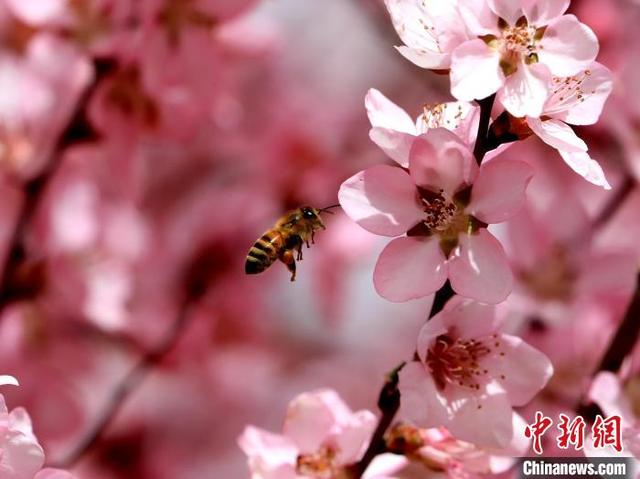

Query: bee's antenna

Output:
[319, 204, 341, 215]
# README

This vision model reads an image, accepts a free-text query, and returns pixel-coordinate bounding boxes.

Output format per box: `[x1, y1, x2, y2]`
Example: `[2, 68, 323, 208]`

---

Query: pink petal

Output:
[409, 129, 477, 195]
[398, 362, 449, 427]
[448, 230, 513, 304]
[544, 62, 613, 126]
[481, 334, 554, 406]
[539, 15, 599, 77]
[468, 159, 533, 224]
[540, 191, 590, 244]
[439, 296, 502, 340]
[487, 0, 523, 25]
[369, 128, 416, 168]
[458, 0, 501, 36]
[498, 63, 551, 118]
[558, 150, 611, 189]
[362, 453, 409, 479]
[397, 362, 431, 425]
[374, 236, 447, 302]
[523, 0, 570, 25]
[34, 469, 76, 479]
[451, 40, 503, 102]
[365, 89, 416, 134]
[444, 381, 514, 448]
[238, 426, 298, 467]
[527, 117, 588, 152]
[0, 376, 18, 387]
[338, 165, 423, 237]
[2, 408, 45, 478]
[396, 46, 451, 70]
[588, 372, 634, 423]
[7, 407, 37, 438]
[284, 390, 346, 453]
[504, 206, 548, 270]
[416, 314, 449, 363]
[333, 410, 377, 465]
[5, 0, 66, 25]
[385, 0, 469, 69]
[575, 252, 638, 299]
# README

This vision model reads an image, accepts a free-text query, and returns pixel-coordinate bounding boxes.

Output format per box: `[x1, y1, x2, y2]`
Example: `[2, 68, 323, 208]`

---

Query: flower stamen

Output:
[426, 335, 492, 391]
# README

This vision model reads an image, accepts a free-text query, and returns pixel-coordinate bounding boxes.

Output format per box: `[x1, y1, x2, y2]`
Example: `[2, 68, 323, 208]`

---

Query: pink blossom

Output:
[384, 0, 471, 70]
[526, 62, 613, 188]
[387, 415, 529, 477]
[0, 377, 72, 478]
[238, 389, 390, 478]
[0, 33, 92, 179]
[451, 0, 599, 118]
[339, 128, 533, 303]
[366, 88, 479, 167]
[0, 393, 45, 479]
[586, 372, 640, 459]
[500, 189, 637, 327]
[398, 297, 553, 448]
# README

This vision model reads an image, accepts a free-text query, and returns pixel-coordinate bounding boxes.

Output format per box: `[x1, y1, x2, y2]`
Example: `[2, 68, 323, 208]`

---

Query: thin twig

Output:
[591, 175, 636, 233]
[53, 299, 195, 468]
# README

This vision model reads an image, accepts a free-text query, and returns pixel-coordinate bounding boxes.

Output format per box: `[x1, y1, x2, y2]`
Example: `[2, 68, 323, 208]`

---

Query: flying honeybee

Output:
[245, 205, 339, 281]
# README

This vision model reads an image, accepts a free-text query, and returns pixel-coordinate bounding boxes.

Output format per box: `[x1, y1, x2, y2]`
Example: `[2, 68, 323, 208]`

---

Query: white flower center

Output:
[421, 103, 468, 132]
[485, 17, 546, 75]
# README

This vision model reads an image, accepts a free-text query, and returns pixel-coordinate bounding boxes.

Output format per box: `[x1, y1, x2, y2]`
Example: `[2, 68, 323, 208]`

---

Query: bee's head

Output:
[300, 206, 325, 230]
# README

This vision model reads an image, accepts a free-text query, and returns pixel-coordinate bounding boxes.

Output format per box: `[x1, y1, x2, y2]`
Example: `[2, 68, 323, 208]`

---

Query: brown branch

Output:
[429, 280, 454, 318]
[595, 275, 640, 374]
[473, 94, 496, 165]
[576, 274, 640, 420]
[347, 279, 455, 477]
[346, 362, 404, 478]
[0, 58, 115, 313]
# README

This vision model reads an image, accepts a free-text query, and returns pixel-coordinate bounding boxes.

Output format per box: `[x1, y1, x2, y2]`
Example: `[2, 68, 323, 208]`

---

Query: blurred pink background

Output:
[0, 0, 639, 477]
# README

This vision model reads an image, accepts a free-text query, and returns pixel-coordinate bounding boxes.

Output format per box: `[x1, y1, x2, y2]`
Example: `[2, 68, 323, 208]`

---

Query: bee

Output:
[245, 205, 339, 281]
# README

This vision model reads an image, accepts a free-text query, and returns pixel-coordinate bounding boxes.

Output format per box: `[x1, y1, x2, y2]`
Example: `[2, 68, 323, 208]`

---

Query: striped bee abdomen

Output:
[245, 231, 284, 275]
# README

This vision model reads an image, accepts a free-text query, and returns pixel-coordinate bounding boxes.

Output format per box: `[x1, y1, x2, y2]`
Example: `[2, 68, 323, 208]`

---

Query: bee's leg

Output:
[287, 235, 303, 261]
[311, 231, 315, 245]
[279, 249, 297, 282]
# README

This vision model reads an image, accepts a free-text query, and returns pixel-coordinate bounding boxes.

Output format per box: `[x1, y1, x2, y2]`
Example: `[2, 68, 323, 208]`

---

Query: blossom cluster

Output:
[240, 0, 640, 478]
[0, 376, 74, 478]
